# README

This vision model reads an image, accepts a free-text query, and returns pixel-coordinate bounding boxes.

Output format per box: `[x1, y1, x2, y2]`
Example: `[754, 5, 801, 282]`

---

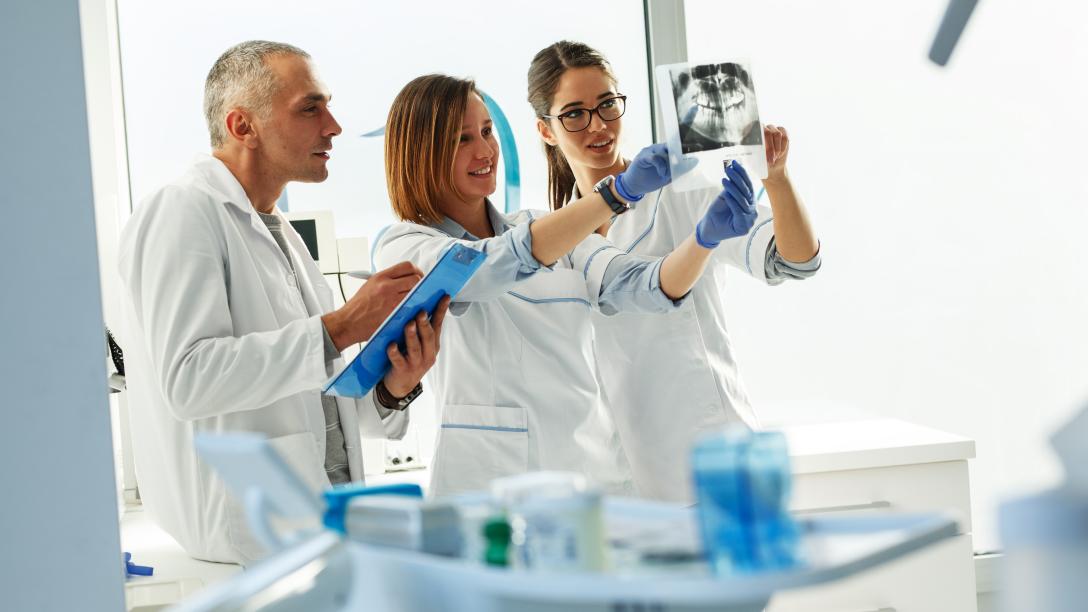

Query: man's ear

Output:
[224, 109, 259, 149]
[536, 118, 559, 147]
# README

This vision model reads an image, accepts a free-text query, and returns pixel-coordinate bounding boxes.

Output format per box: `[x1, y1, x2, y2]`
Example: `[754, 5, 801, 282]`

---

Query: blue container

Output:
[691, 427, 800, 575]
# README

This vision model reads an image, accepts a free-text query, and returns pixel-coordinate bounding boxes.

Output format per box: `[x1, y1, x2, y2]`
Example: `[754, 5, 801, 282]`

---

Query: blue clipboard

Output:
[323, 244, 486, 398]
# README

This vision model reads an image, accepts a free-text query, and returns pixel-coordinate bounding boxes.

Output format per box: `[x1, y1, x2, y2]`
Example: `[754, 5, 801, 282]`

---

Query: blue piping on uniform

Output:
[441, 424, 528, 433]
[507, 291, 591, 308]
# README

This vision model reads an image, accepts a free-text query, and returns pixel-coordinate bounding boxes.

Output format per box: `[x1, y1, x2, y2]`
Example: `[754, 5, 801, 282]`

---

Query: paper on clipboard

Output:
[323, 244, 486, 398]
[655, 59, 767, 192]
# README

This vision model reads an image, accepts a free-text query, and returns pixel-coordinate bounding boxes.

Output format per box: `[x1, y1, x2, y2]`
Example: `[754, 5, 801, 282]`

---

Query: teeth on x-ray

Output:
[673, 62, 763, 155]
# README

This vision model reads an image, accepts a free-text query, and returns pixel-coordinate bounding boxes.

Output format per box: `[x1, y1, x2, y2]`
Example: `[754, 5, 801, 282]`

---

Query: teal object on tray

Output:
[324, 244, 486, 398]
[692, 427, 801, 574]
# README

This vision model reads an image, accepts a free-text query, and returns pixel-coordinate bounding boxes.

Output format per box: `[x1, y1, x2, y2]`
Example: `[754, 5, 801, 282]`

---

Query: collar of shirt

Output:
[430, 198, 514, 240]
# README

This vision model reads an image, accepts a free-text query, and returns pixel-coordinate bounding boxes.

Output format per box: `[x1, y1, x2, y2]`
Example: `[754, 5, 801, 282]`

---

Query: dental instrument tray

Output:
[324, 244, 486, 398]
[170, 499, 960, 612]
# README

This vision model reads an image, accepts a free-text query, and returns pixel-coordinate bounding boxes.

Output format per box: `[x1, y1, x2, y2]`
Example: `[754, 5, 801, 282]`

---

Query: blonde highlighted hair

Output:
[385, 74, 478, 225]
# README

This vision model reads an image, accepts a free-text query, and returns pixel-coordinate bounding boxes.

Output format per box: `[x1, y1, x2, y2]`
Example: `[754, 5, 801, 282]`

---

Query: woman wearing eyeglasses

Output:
[372, 74, 756, 498]
[528, 41, 821, 502]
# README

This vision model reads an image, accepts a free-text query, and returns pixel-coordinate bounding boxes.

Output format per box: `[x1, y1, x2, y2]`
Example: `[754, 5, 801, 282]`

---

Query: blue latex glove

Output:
[615, 143, 697, 202]
[695, 161, 758, 249]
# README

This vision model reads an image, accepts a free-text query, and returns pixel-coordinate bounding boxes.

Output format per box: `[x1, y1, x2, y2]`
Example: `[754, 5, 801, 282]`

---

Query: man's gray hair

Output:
[203, 40, 310, 148]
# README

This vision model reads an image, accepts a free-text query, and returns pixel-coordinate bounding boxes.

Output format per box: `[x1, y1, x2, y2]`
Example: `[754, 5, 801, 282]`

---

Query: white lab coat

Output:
[374, 208, 665, 499]
[117, 155, 407, 564]
[592, 184, 781, 502]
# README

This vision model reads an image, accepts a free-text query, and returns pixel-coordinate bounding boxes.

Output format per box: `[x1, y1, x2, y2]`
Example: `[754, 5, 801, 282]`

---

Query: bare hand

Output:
[764, 124, 790, 183]
[321, 261, 423, 351]
[382, 296, 450, 397]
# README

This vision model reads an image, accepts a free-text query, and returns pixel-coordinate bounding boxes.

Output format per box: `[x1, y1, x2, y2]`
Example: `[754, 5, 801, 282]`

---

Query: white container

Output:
[491, 472, 606, 572]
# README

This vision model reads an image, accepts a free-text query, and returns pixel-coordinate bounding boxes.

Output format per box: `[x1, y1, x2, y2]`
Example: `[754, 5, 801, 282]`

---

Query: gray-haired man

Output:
[118, 41, 446, 564]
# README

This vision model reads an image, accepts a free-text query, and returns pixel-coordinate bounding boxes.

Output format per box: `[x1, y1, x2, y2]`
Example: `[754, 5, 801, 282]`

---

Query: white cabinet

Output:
[769, 418, 977, 612]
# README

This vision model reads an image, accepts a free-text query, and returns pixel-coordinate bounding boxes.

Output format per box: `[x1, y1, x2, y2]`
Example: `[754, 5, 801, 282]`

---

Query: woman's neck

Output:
[442, 196, 494, 239]
[571, 156, 627, 199]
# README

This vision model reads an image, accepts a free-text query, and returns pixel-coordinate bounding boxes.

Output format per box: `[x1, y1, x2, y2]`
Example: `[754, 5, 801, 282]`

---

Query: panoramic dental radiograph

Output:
[672, 62, 763, 154]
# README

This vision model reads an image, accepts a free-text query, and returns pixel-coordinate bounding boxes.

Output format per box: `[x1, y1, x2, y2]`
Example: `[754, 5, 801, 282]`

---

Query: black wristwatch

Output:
[375, 380, 422, 411]
[593, 175, 631, 215]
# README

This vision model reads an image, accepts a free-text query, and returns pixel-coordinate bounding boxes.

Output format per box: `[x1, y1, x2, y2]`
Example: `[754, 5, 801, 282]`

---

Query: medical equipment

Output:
[692, 427, 800, 575]
[492, 472, 606, 572]
[336, 494, 463, 558]
[929, 0, 979, 66]
[998, 403, 1088, 612]
[176, 432, 962, 612]
[169, 504, 959, 612]
[324, 243, 486, 398]
[193, 432, 325, 553]
[655, 59, 768, 192]
[283, 210, 339, 275]
[447, 492, 502, 565]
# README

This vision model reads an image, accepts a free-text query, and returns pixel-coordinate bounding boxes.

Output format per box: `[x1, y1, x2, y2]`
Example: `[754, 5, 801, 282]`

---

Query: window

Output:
[117, 0, 653, 240]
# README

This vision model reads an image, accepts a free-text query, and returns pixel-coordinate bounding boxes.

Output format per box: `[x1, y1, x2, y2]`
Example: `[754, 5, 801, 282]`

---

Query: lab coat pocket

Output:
[430, 404, 529, 498]
[225, 431, 327, 563]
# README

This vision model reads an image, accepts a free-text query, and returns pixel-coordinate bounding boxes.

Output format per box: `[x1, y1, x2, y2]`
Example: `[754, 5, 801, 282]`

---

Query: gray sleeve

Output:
[764, 237, 822, 286]
[596, 254, 689, 316]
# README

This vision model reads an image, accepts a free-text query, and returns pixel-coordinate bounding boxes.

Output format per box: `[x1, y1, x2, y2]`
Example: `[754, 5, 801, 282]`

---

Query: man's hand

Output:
[382, 296, 450, 397]
[321, 261, 423, 351]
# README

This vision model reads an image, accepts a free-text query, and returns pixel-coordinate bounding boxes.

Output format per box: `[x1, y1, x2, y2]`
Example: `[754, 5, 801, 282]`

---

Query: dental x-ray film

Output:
[655, 60, 768, 192]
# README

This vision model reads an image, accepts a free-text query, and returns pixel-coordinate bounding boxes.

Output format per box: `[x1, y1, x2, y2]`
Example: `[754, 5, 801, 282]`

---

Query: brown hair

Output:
[527, 41, 618, 211]
[385, 74, 477, 225]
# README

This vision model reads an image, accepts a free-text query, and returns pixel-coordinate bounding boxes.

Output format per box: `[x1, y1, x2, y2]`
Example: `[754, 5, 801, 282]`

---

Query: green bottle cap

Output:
[482, 517, 512, 567]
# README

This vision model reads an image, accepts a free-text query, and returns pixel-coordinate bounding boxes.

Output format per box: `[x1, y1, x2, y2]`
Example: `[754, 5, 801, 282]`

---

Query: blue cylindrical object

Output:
[691, 427, 800, 575]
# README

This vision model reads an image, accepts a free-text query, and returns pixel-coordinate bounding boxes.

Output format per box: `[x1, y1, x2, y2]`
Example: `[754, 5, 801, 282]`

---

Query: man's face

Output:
[254, 54, 342, 183]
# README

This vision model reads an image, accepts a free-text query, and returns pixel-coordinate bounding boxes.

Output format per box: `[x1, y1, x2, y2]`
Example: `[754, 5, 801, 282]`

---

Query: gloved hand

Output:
[615, 143, 697, 202]
[695, 161, 758, 248]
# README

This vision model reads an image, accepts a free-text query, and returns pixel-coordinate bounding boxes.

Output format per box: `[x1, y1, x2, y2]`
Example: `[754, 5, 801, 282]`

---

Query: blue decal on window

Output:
[479, 92, 521, 214]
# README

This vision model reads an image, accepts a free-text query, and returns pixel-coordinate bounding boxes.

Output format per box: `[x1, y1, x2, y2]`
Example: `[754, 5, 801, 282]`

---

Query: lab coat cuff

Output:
[765, 238, 822, 284]
[511, 217, 556, 272]
[582, 245, 626, 308]
[303, 315, 334, 387]
[648, 258, 690, 310]
[357, 390, 411, 440]
[320, 321, 340, 365]
[742, 215, 778, 283]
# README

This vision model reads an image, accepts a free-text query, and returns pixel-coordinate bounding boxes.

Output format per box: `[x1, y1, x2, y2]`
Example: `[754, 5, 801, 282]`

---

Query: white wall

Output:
[0, 0, 125, 609]
[684, 0, 1088, 551]
[115, 0, 654, 238]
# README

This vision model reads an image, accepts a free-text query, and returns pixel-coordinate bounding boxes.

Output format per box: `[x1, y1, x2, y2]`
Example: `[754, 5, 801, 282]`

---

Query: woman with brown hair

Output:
[373, 73, 757, 497]
[527, 40, 821, 502]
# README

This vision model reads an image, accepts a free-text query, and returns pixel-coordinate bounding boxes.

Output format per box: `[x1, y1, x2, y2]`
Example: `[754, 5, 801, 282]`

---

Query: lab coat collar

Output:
[189, 154, 296, 273]
[190, 154, 258, 215]
[431, 198, 512, 240]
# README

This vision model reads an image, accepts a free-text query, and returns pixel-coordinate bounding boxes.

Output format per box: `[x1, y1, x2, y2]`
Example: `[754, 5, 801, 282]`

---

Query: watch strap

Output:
[376, 380, 422, 411]
[593, 175, 630, 215]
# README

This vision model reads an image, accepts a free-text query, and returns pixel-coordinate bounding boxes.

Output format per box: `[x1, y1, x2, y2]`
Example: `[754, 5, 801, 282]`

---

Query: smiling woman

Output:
[372, 72, 735, 497]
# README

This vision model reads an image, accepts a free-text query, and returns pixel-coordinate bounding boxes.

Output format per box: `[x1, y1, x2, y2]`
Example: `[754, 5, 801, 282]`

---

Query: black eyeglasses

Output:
[542, 95, 627, 133]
